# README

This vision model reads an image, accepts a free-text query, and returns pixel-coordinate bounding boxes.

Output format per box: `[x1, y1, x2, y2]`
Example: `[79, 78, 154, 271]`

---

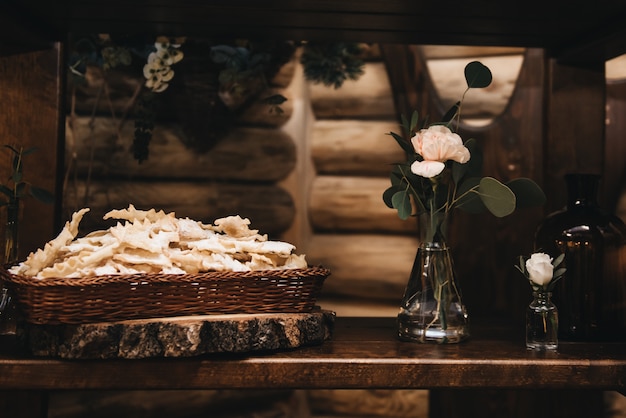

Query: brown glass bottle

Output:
[534, 174, 626, 341]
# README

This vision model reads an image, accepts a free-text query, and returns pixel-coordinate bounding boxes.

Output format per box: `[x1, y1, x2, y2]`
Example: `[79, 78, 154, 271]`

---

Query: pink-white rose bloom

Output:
[410, 125, 471, 178]
[525, 253, 554, 287]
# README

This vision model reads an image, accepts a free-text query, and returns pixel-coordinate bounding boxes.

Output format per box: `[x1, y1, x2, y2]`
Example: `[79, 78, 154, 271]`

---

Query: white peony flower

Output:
[413, 125, 470, 162]
[410, 160, 446, 178]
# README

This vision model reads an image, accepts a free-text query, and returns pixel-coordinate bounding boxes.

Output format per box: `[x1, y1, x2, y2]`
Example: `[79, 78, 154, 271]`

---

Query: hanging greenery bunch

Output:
[68, 34, 185, 162]
[67, 36, 367, 162]
[300, 42, 366, 89]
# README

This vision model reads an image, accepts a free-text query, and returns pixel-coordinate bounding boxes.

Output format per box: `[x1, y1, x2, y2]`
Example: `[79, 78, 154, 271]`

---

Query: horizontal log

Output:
[236, 87, 294, 127]
[309, 175, 417, 234]
[66, 117, 296, 181]
[63, 180, 295, 237]
[309, 62, 396, 119]
[420, 46, 525, 59]
[309, 389, 428, 417]
[316, 297, 398, 317]
[307, 234, 417, 301]
[311, 119, 405, 175]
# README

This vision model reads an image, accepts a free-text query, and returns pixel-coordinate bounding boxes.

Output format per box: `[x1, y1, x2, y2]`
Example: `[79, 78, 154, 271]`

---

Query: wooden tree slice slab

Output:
[18, 310, 335, 360]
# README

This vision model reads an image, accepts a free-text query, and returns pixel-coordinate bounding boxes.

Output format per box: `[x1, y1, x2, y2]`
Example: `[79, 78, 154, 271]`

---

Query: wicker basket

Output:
[0, 266, 330, 324]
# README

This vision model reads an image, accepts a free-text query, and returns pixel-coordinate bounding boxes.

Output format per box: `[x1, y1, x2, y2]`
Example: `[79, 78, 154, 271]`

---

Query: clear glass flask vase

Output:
[397, 241, 469, 343]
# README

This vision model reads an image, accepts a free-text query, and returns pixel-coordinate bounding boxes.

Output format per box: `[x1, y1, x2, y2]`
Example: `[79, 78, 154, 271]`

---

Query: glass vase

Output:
[1, 200, 18, 340]
[526, 291, 558, 350]
[535, 173, 626, 341]
[397, 240, 469, 344]
[3, 200, 19, 265]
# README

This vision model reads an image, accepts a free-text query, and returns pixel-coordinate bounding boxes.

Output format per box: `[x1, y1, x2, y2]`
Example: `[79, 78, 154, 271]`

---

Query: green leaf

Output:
[465, 61, 492, 89]
[506, 178, 546, 208]
[518, 255, 526, 275]
[478, 177, 516, 217]
[12, 154, 22, 174]
[4, 144, 19, 155]
[21, 147, 38, 156]
[11, 171, 23, 183]
[391, 190, 413, 220]
[401, 114, 409, 134]
[260, 94, 287, 105]
[441, 101, 460, 123]
[388, 131, 414, 156]
[455, 177, 485, 213]
[383, 185, 403, 208]
[0, 185, 13, 198]
[15, 182, 27, 198]
[30, 186, 55, 204]
[409, 110, 419, 134]
[452, 138, 480, 184]
[553, 253, 565, 268]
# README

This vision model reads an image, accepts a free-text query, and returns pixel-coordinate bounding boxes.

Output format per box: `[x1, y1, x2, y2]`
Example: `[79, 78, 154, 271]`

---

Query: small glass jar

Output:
[526, 291, 558, 350]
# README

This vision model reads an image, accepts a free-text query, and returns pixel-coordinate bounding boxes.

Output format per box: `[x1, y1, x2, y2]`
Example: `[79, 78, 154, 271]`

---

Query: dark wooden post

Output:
[0, 44, 64, 260]
[543, 59, 606, 212]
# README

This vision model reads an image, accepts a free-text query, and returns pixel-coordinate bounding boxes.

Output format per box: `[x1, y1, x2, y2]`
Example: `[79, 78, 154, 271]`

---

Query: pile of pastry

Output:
[9, 205, 307, 279]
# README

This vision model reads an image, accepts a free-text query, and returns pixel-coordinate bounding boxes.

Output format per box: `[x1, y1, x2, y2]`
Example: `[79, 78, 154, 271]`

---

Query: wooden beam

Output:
[0, 44, 64, 260]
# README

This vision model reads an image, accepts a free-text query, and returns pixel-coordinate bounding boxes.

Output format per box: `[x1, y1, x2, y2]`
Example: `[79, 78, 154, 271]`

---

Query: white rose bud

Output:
[525, 253, 554, 287]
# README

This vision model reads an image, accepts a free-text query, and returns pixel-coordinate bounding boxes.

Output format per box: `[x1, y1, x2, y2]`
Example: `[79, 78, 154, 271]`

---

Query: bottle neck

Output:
[532, 291, 552, 301]
[565, 174, 599, 209]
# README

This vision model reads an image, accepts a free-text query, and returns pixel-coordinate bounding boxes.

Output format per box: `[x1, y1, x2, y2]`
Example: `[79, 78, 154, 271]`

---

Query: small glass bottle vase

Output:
[397, 241, 469, 344]
[526, 291, 558, 350]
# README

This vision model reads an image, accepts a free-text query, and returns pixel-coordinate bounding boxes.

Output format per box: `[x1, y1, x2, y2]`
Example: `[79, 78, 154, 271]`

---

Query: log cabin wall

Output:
[63, 41, 299, 239]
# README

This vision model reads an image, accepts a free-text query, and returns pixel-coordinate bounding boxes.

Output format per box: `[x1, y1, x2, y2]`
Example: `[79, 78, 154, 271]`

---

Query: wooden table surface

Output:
[0, 316, 624, 392]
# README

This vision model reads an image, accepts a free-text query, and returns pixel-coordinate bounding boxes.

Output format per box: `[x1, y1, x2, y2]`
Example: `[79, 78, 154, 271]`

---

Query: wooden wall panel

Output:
[0, 45, 63, 260]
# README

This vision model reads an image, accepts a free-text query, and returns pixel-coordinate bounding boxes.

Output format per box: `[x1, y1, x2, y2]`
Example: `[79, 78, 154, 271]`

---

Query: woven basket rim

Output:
[0, 265, 330, 287]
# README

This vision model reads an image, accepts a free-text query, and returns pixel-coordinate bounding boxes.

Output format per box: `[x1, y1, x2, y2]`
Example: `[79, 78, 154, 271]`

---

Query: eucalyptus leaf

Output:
[454, 177, 485, 213]
[478, 177, 516, 217]
[383, 185, 403, 208]
[465, 61, 492, 89]
[506, 178, 546, 208]
[390, 163, 414, 186]
[391, 190, 413, 220]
